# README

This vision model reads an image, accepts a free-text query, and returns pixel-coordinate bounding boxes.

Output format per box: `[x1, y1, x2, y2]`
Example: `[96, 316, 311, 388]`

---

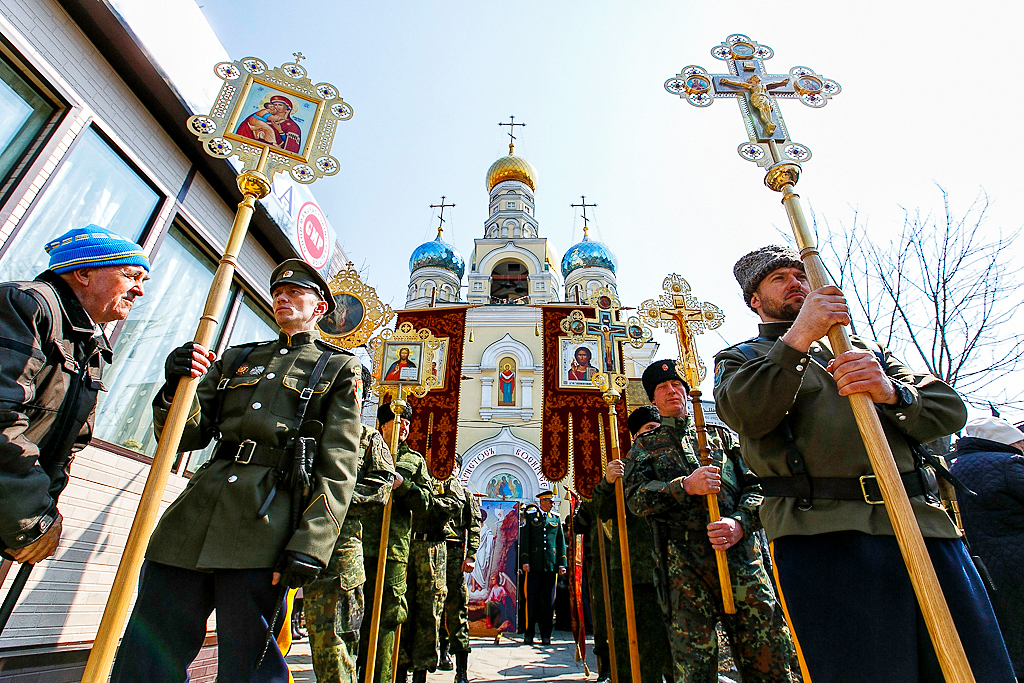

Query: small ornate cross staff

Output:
[82, 54, 353, 683]
[365, 324, 442, 683]
[637, 275, 733, 613]
[666, 34, 974, 683]
[561, 287, 652, 683]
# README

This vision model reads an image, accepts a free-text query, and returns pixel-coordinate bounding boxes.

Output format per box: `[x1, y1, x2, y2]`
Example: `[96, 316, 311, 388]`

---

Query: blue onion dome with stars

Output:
[561, 233, 617, 278]
[409, 231, 466, 280]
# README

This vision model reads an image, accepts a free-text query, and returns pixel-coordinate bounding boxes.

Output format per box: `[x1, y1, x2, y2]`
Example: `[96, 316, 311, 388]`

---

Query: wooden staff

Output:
[522, 567, 529, 636]
[768, 165, 974, 683]
[364, 393, 404, 683]
[595, 523, 618, 683]
[601, 389, 642, 683]
[689, 388, 735, 614]
[81, 150, 273, 683]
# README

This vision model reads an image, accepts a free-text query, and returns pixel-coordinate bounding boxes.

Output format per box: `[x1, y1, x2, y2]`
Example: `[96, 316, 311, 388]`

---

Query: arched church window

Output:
[490, 259, 529, 303]
[587, 280, 600, 296]
[522, 226, 531, 237]
[497, 356, 516, 406]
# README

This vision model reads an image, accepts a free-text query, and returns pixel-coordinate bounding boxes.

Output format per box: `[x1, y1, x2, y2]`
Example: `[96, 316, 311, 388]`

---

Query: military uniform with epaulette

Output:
[519, 495, 566, 645]
[398, 467, 466, 679]
[357, 431, 432, 683]
[306, 424, 395, 683]
[711, 245, 1015, 683]
[111, 260, 363, 683]
[438, 476, 481, 681]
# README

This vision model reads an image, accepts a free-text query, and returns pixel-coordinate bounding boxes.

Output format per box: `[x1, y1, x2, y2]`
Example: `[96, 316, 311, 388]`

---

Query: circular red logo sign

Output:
[296, 202, 329, 269]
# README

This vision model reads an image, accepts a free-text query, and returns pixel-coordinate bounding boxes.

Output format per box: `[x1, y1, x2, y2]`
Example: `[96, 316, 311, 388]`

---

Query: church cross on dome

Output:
[571, 195, 597, 238]
[429, 195, 455, 238]
[498, 115, 526, 155]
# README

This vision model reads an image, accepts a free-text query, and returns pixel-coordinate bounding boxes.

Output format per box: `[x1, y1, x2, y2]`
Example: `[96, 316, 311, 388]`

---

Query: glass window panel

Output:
[0, 127, 159, 282]
[93, 226, 229, 455]
[0, 55, 55, 184]
[184, 293, 276, 472]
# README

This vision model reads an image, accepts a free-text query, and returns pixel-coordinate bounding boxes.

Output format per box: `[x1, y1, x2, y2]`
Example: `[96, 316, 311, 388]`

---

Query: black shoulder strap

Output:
[293, 349, 334, 430]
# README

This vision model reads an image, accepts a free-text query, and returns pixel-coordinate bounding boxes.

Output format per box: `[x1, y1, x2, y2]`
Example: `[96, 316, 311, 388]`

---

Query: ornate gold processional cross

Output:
[664, 34, 975, 683]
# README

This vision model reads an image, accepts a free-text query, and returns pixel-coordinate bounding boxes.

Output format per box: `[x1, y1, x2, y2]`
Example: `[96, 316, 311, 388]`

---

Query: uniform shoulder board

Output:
[315, 337, 352, 354]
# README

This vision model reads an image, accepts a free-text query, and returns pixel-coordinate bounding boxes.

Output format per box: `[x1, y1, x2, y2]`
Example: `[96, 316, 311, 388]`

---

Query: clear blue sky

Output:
[188, 1, 1023, 417]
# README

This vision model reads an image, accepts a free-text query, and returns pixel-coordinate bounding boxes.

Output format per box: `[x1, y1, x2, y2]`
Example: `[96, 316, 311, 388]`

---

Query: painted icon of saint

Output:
[235, 95, 302, 153]
[384, 347, 417, 381]
[498, 362, 515, 405]
[567, 346, 597, 382]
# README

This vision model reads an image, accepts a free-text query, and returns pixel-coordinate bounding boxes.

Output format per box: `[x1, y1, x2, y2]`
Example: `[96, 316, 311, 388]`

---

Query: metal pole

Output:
[766, 163, 975, 683]
[0, 563, 32, 636]
[603, 390, 641, 683]
[690, 389, 736, 614]
[364, 390, 404, 683]
[81, 151, 273, 683]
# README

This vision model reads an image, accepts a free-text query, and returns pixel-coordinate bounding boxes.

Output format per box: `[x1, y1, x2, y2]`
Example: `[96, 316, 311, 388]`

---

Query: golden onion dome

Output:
[486, 153, 537, 191]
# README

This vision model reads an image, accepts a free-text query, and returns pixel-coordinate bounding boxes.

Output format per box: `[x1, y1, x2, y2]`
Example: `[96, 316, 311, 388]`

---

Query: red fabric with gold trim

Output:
[394, 306, 467, 479]
[540, 306, 630, 498]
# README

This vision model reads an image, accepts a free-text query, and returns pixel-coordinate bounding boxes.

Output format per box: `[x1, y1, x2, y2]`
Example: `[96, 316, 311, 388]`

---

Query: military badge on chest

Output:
[236, 364, 265, 376]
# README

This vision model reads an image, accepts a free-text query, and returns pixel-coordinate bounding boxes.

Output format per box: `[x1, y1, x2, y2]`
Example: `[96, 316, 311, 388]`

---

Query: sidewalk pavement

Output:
[285, 629, 597, 682]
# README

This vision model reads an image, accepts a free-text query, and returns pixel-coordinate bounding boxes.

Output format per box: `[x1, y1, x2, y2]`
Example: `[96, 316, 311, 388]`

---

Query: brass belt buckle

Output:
[858, 474, 884, 504]
[236, 439, 257, 465]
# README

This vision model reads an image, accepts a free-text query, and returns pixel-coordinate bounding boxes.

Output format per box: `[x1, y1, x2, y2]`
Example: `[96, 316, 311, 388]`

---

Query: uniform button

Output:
[227, 475, 238, 483]
[16, 534, 25, 542]
[898, 414, 907, 421]
[252, 402, 262, 409]
[266, 373, 276, 379]
[279, 348, 289, 355]
[796, 365, 804, 371]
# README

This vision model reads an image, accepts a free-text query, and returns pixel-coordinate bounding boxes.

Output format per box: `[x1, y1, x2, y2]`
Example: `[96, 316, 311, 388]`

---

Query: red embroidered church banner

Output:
[394, 306, 468, 479]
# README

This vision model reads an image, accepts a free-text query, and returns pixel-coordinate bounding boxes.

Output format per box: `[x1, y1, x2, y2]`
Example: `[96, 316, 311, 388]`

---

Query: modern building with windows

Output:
[0, 1, 344, 679]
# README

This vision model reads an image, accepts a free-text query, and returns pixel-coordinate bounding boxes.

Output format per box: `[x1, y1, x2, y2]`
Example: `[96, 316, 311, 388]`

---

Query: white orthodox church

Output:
[403, 140, 657, 501]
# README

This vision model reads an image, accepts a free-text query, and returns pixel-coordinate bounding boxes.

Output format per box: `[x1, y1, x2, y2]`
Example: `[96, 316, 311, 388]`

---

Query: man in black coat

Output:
[950, 416, 1024, 678]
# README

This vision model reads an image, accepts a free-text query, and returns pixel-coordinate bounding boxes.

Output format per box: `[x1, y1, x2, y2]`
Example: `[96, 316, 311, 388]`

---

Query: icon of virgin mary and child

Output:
[236, 95, 302, 153]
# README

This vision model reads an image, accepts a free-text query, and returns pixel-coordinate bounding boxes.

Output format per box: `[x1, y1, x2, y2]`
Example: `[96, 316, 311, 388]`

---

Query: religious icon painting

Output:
[317, 265, 394, 349]
[228, 82, 319, 160]
[558, 338, 602, 389]
[379, 342, 424, 384]
[467, 500, 520, 636]
[429, 338, 449, 390]
[497, 357, 517, 406]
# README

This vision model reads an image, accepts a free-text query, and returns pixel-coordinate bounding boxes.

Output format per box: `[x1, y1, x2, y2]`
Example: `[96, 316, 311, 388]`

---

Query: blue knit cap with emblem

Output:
[44, 224, 149, 274]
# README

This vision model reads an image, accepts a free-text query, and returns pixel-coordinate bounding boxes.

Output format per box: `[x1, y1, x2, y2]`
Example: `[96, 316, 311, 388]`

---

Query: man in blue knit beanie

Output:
[0, 224, 148, 566]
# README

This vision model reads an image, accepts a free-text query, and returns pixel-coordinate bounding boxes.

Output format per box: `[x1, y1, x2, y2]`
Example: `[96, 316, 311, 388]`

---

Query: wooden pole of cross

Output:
[665, 33, 974, 683]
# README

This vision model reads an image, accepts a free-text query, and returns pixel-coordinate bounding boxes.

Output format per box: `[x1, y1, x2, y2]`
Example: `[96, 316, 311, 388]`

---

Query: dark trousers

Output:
[524, 570, 556, 641]
[110, 560, 289, 683]
[771, 531, 1016, 683]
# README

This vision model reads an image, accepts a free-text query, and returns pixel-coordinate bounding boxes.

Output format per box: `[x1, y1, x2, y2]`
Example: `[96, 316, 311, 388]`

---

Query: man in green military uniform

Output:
[111, 259, 364, 683]
[520, 490, 566, 646]
[593, 405, 671, 683]
[437, 455, 481, 683]
[624, 359, 798, 683]
[398, 453, 466, 682]
[305, 368, 397, 683]
[357, 402, 430, 683]
[712, 245, 1014, 682]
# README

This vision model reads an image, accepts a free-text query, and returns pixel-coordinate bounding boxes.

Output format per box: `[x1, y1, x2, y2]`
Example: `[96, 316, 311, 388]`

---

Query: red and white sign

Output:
[296, 201, 329, 269]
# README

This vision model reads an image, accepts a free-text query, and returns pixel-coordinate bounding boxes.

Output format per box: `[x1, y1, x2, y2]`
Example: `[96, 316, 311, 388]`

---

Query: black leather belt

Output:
[411, 532, 444, 542]
[215, 440, 291, 469]
[758, 470, 926, 505]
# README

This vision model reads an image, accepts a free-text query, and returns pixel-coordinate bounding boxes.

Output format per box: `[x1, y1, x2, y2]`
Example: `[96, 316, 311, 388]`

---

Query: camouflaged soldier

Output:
[624, 360, 798, 683]
[397, 458, 466, 682]
[305, 402, 396, 683]
[357, 403, 430, 683]
[594, 405, 672, 683]
[437, 455, 481, 683]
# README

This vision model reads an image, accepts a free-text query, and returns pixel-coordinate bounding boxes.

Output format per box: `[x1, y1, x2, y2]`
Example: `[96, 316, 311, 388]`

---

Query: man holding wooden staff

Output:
[109, 260, 363, 683]
[713, 245, 1015, 683]
[624, 359, 797, 683]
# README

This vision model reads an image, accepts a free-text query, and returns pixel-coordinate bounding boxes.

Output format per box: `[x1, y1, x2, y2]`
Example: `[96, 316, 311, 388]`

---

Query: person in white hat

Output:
[949, 416, 1024, 678]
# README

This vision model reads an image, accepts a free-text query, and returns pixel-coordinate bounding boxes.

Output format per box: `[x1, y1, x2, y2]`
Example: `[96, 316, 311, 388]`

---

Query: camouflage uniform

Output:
[592, 475, 672, 683]
[624, 414, 797, 683]
[305, 425, 395, 682]
[440, 486, 481, 656]
[398, 470, 466, 673]
[357, 440, 432, 683]
[571, 500, 612, 676]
